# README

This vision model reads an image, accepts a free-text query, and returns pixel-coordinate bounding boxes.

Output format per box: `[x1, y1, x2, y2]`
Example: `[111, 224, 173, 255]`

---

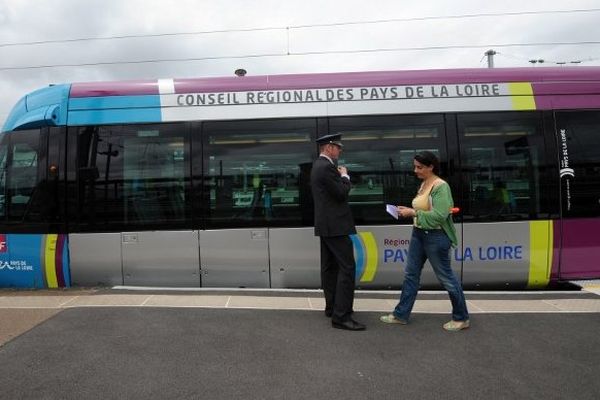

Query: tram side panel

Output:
[121, 230, 200, 287]
[269, 227, 320, 288]
[69, 233, 122, 286]
[199, 229, 270, 288]
[461, 221, 550, 289]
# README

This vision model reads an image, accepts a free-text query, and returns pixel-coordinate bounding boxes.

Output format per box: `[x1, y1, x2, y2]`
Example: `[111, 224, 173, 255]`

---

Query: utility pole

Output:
[485, 49, 497, 68]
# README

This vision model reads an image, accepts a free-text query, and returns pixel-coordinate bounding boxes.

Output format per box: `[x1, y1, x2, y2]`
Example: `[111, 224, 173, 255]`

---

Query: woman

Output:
[380, 151, 470, 331]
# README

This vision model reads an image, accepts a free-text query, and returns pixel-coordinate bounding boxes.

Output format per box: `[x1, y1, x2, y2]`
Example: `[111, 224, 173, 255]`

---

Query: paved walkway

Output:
[1, 287, 599, 313]
[1, 286, 599, 346]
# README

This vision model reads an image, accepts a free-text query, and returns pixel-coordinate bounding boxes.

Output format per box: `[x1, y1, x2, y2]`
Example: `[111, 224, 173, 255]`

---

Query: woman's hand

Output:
[397, 206, 416, 218]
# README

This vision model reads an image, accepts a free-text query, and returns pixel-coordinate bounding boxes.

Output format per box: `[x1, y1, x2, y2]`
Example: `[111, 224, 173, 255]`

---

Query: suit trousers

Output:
[320, 235, 356, 322]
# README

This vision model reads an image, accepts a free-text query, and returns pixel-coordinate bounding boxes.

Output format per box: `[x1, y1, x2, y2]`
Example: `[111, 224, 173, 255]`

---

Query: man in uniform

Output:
[310, 133, 365, 331]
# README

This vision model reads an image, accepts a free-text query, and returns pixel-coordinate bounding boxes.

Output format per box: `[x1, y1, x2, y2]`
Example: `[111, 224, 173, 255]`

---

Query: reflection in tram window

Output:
[123, 134, 186, 224]
[10, 142, 38, 218]
[3, 130, 41, 222]
[76, 124, 190, 230]
[329, 115, 446, 225]
[202, 119, 316, 228]
[458, 112, 550, 221]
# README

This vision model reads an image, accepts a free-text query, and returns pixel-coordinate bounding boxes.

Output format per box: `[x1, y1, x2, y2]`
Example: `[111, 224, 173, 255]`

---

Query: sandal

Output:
[443, 320, 470, 331]
[380, 314, 408, 325]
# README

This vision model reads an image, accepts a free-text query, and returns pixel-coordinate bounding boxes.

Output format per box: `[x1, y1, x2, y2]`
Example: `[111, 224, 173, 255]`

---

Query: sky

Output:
[1, 0, 600, 123]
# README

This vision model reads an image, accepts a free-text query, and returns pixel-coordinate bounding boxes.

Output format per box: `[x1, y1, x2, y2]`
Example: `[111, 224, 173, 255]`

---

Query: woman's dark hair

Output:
[414, 151, 440, 174]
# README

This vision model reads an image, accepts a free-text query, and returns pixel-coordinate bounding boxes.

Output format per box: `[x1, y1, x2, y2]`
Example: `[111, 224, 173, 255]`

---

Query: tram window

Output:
[555, 111, 600, 218]
[202, 119, 316, 228]
[328, 114, 446, 225]
[75, 123, 190, 230]
[457, 112, 548, 221]
[6, 130, 41, 221]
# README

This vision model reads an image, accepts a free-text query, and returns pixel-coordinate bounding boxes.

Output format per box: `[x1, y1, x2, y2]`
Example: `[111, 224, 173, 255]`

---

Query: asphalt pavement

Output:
[0, 288, 599, 400]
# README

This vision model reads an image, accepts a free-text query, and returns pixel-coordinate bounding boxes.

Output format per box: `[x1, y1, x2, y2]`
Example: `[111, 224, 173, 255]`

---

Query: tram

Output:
[1, 67, 599, 289]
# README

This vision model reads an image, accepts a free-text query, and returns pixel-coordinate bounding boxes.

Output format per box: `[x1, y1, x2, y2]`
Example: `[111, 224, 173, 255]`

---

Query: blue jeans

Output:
[393, 228, 469, 322]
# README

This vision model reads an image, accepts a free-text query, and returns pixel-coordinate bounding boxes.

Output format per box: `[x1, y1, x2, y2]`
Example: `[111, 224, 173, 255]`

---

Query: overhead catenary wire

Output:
[1, 7, 599, 48]
[1, 41, 600, 71]
[2, 8, 600, 71]
[292, 41, 600, 55]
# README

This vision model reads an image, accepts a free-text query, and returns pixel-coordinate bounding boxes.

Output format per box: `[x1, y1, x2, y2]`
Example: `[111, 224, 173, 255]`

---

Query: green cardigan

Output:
[414, 181, 458, 247]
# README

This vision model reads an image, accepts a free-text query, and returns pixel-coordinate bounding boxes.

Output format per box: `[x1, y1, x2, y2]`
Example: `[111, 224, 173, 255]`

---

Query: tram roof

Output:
[69, 67, 600, 97]
[4, 66, 600, 133]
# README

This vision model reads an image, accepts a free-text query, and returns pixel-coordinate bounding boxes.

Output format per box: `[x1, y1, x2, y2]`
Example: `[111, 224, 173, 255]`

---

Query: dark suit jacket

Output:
[310, 156, 356, 237]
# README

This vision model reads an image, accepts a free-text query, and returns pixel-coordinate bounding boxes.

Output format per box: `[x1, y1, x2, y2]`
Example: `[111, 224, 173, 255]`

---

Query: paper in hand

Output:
[386, 204, 398, 220]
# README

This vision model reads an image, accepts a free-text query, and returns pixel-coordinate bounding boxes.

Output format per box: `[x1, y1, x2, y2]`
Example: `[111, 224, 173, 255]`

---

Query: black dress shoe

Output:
[324, 310, 333, 318]
[332, 319, 366, 331]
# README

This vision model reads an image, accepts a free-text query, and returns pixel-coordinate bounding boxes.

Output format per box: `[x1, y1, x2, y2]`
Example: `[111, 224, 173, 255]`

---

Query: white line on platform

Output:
[112, 286, 589, 296]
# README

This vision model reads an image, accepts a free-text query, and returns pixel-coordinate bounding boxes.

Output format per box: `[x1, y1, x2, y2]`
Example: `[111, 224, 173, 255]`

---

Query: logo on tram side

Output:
[351, 232, 379, 283]
[558, 128, 575, 211]
[559, 168, 574, 178]
[0, 261, 12, 270]
[0, 234, 6, 253]
[559, 129, 575, 178]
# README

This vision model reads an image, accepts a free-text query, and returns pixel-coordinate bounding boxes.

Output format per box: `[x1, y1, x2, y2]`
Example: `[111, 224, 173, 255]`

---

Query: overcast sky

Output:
[2, 0, 600, 124]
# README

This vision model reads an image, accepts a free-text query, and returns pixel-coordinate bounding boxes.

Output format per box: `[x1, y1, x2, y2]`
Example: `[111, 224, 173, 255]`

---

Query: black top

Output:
[310, 156, 356, 237]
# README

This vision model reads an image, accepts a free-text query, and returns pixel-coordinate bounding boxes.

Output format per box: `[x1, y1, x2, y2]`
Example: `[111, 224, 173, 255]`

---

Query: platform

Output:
[0, 287, 599, 400]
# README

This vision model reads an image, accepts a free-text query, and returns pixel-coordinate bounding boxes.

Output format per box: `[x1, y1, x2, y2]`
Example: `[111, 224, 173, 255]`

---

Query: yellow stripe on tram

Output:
[528, 220, 553, 288]
[508, 82, 536, 110]
[44, 234, 59, 288]
[359, 232, 378, 282]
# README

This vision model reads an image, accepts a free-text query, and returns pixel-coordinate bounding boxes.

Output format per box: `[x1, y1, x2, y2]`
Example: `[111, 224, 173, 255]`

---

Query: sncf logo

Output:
[0, 235, 6, 253]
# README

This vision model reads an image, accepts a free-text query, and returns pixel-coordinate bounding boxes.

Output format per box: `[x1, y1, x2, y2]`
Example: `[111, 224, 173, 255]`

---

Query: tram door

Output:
[456, 112, 550, 288]
[555, 111, 600, 280]
[327, 114, 453, 289]
[200, 119, 317, 288]
[118, 125, 199, 286]
[73, 123, 199, 287]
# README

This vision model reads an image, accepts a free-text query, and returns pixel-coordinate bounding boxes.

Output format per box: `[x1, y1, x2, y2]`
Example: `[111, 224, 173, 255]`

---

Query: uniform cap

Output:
[316, 133, 343, 147]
